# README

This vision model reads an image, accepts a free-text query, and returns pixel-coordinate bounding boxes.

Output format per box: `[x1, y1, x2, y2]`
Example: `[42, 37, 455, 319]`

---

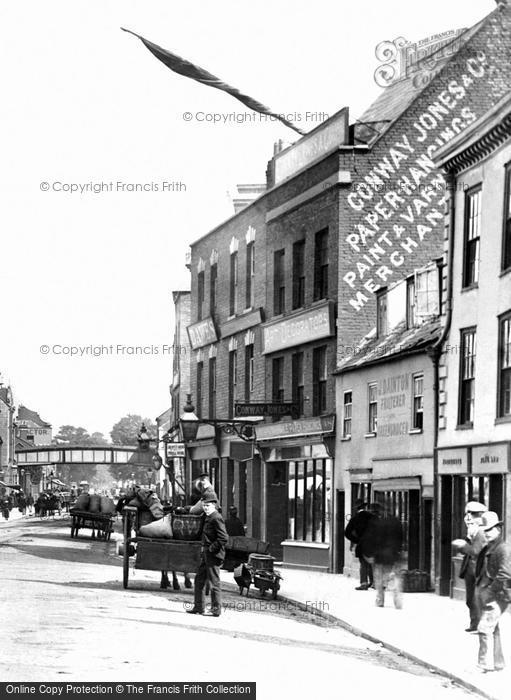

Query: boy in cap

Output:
[474, 511, 511, 672]
[452, 501, 487, 632]
[187, 492, 228, 617]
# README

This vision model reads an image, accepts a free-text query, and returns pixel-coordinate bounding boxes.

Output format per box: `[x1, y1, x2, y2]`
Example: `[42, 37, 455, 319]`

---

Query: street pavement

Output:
[0, 514, 477, 700]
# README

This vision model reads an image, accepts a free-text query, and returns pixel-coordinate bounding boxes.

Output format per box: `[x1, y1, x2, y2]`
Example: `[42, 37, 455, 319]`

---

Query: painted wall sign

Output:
[377, 372, 411, 438]
[262, 301, 334, 354]
[187, 317, 218, 350]
[235, 402, 298, 418]
[255, 415, 335, 441]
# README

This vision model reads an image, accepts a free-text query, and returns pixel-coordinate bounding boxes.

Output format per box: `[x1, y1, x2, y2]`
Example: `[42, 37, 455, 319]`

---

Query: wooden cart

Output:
[121, 506, 202, 589]
[69, 509, 115, 540]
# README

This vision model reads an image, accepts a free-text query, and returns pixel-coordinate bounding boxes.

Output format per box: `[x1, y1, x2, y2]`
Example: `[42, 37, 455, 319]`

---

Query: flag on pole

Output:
[121, 28, 305, 136]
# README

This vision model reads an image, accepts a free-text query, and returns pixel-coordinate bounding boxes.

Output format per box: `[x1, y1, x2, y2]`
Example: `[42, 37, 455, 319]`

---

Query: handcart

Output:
[228, 537, 282, 599]
[120, 506, 202, 589]
[69, 509, 115, 540]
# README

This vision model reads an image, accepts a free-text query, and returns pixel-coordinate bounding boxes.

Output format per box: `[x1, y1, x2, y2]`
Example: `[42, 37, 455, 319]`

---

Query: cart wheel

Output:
[123, 546, 130, 589]
[272, 585, 279, 600]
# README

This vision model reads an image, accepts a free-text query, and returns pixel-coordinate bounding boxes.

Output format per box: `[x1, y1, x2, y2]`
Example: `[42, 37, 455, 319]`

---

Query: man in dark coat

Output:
[187, 491, 228, 617]
[225, 506, 245, 536]
[345, 500, 374, 590]
[475, 511, 511, 672]
[451, 500, 487, 632]
[360, 503, 403, 608]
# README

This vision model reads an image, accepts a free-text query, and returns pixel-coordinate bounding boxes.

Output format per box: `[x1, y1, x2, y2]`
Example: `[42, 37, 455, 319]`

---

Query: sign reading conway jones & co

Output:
[187, 317, 218, 350]
[262, 301, 334, 354]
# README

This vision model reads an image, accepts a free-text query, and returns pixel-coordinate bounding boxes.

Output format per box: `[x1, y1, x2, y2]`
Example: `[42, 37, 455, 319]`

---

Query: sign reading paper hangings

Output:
[165, 442, 186, 458]
[235, 402, 299, 418]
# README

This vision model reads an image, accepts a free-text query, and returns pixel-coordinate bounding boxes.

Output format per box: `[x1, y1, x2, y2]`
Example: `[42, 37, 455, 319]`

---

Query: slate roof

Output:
[353, 17, 488, 144]
[336, 317, 442, 373]
[17, 405, 52, 428]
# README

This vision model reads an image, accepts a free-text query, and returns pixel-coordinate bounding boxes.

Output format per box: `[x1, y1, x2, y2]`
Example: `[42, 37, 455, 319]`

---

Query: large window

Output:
[208, 357, 216, 419]
[498, 313, 511, 418]
[245, 344, 254, 400]
[368, 382, 378, 433]
[246, 242, 255, 309]
[292, 352, 304, 417]
[210, 263, 218, 316]
[314, 229, 329, 300]
[312, 346, 327, 415]
[459, 328, 476, 426]
[197, 271, 205, 321]
[274, 249, 285, 315]
[228, 350, 237, 418]
[343, 391, 352, 438]
[229, 252, 238, 316]
[196, 362, 203, 418]
[272, 357, 284, 403]
[292, 240, 305, 309]
[288, 459, 331, 543]
[503, 165, 511, 271]
[412, 374, 424, 431]
[463, 187, 481, 288]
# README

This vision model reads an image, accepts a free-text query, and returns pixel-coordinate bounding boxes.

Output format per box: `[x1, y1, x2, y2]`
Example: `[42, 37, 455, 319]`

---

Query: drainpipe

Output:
[428, 168, 455, 593]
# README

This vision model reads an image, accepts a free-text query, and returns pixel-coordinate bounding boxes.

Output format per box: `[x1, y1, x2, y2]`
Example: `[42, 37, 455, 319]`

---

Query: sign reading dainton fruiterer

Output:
[166, 443, 186, 458]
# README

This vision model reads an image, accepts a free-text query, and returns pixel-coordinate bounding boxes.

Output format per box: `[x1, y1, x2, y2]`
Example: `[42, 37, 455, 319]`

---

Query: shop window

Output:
[288, 459, 331, 543]
[292, 239, 305, 309]
[246, 242, 255, 309]
[197, 271, 205, 321]
[245, 344, 254, 400]
[368, 382, 378, 433]
[463, 186, 481, 288]
[314, 229, 329, 300]
[228, 350, 237, 418]
[498, 313, 511, 418]
[412, 374, 424, 431]
[502, 164, 511, 271]
[292, 352, 304, 417]
[230, 252, 238, 316]
[210, 263, 218, 316]
[196, 362, 203, 418]
[343, 391, 352, 438]
[459, 328, 476, 426]
[273, 249, 285, 315]
[208, 357, 216, 418]
[312, 346, 327, 415]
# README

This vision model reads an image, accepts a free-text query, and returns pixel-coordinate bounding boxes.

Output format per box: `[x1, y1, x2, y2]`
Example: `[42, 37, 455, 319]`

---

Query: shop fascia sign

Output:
[255, 415, 335, 440]
[165, 443, 186, 459]
[235, 402, 299, 418]
[262, 301, 334, 354]
[187, 317, 218, 350]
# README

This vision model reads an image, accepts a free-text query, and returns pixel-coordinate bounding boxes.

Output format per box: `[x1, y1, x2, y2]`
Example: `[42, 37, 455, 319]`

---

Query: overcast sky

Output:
[0, 0, 494, 437]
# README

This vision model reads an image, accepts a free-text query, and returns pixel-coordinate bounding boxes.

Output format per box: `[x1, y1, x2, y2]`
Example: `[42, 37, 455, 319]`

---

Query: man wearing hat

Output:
[452, 501, 487, 632]
[474, 511, 511, 672]
[345, 499, 374, 590]
[187, 491, 228, 617]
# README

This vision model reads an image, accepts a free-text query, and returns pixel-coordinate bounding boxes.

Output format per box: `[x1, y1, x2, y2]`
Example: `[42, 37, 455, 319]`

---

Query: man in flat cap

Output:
[345, 499, 374, 590]
[452, 501, 487, 632]
[187, 491, 228, 617]
[474, 511, 511, 672]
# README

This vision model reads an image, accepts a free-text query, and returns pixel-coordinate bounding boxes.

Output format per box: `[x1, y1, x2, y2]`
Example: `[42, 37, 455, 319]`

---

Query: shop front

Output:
[436, 442, 510, 598]
[255, 415, 335, 571]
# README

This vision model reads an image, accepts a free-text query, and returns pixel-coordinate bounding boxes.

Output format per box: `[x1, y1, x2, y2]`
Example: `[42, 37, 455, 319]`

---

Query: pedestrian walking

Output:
[187, 492, 228, 617]
[474, 511, 511, 673]
[451, 500, 487, 632]
[344, 499, 374, 590]
[360, 503, 404, 609]
[225, 506, 245, 536]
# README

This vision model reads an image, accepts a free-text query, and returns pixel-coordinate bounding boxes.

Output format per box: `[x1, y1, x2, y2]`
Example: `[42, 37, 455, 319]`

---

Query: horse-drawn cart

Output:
[70, 509, 115, 540]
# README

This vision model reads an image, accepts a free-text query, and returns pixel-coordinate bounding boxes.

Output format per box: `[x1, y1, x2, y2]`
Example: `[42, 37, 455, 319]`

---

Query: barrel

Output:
[74, 493, 89, 510]
[88, 494, 101, 513]
[248, 554, 274, 571]
[171, 514, 203, 541]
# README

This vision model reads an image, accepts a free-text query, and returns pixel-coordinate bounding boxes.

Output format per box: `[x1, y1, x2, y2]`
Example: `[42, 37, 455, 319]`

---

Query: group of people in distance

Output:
[345, 498, 511, 673]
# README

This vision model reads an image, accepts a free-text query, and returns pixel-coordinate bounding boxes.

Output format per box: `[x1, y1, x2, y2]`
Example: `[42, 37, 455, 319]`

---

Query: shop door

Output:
[266, 463, 287, 560]
[335, 490, 345, 573]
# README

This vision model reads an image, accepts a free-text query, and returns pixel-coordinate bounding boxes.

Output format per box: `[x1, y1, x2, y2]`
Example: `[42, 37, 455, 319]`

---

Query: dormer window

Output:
[376, 290, 388, 337]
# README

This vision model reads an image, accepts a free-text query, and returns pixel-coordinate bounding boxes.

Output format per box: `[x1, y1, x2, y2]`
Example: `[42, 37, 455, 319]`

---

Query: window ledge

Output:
[281, 540, 330, 549]
[499, 267, 511, 279]
[495, 415, 511, 425]
[455, 423, 474, 430]
[408, 428, 423, 435]
[243, 307, 253, 314]
[460, 284, 479, 293]
[227, 314, 236, 321]
[364, 432, 377, 439]
[340, 436, 351, 441]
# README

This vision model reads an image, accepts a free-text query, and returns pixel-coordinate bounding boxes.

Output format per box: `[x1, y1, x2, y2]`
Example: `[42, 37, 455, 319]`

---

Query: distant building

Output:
[16, 405, 52, 445]
[0, 384, 16, 485]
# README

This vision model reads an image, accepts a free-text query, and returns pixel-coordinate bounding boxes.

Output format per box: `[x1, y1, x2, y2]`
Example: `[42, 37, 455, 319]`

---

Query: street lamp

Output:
[179, 394, 260, 443]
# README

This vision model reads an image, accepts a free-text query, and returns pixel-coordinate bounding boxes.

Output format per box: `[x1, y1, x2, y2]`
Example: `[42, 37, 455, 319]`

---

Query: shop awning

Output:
[371, 477, 421, 491]
[0, 481, 22, 490]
